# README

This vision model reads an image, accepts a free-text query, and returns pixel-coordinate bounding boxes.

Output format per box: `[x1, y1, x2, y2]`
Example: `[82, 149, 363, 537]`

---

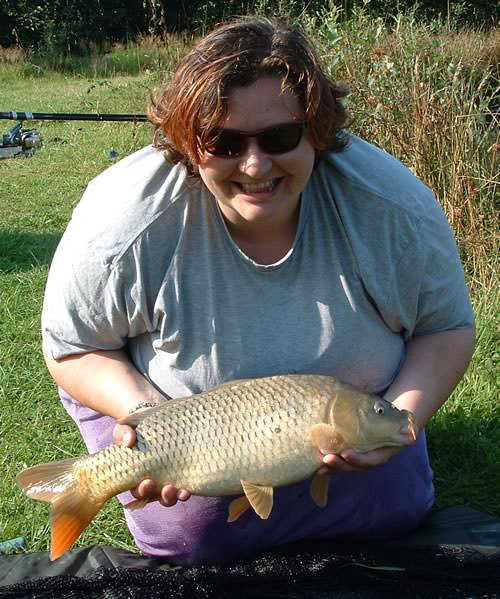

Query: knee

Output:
[368, 497, 433, 540]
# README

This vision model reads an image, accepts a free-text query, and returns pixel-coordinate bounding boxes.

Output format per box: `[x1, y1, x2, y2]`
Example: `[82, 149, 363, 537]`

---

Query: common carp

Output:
[17, 374, 416, 560]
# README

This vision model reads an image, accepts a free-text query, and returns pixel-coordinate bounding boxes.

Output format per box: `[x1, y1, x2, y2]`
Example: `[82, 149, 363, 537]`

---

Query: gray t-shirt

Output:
[42, 135, 474, 399]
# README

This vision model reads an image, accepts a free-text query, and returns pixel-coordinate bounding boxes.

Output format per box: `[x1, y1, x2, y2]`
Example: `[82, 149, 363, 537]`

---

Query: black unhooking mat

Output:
[1, 506, 499, 598]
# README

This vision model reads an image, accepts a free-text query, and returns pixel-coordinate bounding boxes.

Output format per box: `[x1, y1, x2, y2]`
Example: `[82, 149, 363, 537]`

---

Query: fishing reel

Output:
[0, 111, 148, 159]
[0, 122, 43, 159]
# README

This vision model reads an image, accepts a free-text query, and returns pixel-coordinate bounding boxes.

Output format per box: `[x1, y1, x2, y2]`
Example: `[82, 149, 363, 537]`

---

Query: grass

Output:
[0, 10, 498, 557]
[0, 69, 153, 553]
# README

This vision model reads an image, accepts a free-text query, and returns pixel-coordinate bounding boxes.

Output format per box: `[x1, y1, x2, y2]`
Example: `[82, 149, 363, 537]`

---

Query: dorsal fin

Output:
[118, 401, 176, 427]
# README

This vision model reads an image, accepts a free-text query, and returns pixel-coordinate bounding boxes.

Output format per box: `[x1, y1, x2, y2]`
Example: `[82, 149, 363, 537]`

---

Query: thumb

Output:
[113, 423, 136, 447]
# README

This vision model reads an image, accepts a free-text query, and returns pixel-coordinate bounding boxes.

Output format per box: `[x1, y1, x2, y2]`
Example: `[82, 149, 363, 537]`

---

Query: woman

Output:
[41, 16, 475, 566]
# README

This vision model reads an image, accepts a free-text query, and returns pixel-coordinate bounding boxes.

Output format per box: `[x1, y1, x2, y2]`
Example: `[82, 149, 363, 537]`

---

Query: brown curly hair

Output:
[149, 16, 350, 175]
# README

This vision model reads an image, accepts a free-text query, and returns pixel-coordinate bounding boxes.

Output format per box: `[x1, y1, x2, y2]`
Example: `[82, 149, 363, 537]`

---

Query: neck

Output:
[225, 206, 300, 265]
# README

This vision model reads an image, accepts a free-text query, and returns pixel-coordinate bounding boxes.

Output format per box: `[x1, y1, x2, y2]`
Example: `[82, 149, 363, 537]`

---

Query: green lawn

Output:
[0, 16, 498, 556]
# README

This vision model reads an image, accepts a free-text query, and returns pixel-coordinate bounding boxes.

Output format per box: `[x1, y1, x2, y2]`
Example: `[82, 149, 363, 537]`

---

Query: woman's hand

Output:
[113, 422, 192, 507]
[317, 446, 404, 474]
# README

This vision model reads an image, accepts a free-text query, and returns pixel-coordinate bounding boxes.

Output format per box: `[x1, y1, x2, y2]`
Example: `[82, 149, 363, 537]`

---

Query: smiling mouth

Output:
[237, 178, 281, 193]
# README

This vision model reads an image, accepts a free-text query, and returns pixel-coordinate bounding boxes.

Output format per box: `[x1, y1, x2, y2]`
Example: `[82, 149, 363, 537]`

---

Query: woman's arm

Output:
[43, 346, 166, 419]
[321, 326, 475, 472]
[384, 327, 476, 429]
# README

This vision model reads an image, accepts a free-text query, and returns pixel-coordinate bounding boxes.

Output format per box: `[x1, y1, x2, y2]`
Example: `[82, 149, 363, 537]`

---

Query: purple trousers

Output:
[60, 389, 435, 566]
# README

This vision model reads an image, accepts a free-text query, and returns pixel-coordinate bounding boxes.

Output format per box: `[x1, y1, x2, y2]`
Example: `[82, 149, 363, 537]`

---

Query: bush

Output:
[1, 0, 497, 53]
[0, 0, 148, 51]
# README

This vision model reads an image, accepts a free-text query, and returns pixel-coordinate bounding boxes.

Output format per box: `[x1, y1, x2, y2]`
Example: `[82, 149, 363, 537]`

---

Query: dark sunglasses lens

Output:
[259, 124, 303, 154]
[206, 130, 245, 157]
[205, 123, 304, 157]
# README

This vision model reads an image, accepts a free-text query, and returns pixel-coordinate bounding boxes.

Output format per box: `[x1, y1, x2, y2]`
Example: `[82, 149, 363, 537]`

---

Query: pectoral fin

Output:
[240, 480, 274, 520]
[227, 495, 251, 522]
[309, 423, 343, 454]
[310, 472, 331, 508]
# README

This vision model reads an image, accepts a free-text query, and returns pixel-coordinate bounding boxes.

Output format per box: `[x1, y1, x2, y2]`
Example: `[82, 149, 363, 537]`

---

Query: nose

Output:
[238, 138, 273, 178]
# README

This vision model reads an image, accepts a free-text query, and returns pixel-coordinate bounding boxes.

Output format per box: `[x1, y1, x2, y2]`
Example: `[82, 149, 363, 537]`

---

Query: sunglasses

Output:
[204, 122, 306, 158]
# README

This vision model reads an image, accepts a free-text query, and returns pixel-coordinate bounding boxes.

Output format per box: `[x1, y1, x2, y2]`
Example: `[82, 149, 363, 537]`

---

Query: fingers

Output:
[159, 484, 191, 507]
[114, 423, 191, 507]
[319, 453, 361, 474]
[320, 446, 402, 474]
[342, 446, 401, 468]
[130, 479, 191, 507]
[132, 479, 160, 502]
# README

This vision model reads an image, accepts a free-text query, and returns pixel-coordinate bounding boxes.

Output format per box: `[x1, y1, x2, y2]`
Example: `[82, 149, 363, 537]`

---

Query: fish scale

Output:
[16, 373, 416, 560]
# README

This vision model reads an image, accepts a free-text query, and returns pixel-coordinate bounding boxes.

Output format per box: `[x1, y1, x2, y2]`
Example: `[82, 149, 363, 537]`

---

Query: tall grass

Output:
[0, 9, 498, 557]
[307, 8, 499, 288]
[0, 33, 193, 79]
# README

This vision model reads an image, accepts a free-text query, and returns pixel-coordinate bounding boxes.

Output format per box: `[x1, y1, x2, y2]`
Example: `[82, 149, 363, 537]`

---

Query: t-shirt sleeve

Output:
[41, 230, 149, 359]
[40, 176, 163, 360]
[377, 194, 475, 339]
[402, 204, 474, 336]
[41, 146, 188, 360]
[321, 140, 475, 341]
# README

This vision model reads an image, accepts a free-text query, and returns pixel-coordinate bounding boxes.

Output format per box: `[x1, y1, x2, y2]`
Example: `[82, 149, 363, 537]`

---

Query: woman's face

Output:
[196, 76, 316, 236]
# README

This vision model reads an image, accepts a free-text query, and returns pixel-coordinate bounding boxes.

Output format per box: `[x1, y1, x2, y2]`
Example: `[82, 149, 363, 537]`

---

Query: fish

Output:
[17, 374, 417, 560]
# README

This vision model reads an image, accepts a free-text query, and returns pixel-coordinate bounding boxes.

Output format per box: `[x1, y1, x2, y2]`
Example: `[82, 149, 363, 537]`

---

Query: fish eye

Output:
[373, 400, 385, 415]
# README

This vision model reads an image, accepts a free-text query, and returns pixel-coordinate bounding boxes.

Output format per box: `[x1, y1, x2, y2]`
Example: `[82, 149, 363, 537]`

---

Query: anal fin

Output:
[240, 480, 274, 520]
[124, 498, 150, 510]
[227, 495, 251, 522]
[310, 472, 331, 508]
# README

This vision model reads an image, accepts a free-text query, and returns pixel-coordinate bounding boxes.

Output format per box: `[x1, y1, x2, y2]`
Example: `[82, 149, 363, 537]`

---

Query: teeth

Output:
[239, 179, 277, 193]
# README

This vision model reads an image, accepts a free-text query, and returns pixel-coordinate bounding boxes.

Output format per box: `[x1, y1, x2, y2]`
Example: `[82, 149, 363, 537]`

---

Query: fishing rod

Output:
[0, 111, 148, 122]
[0, 111, 148, 159]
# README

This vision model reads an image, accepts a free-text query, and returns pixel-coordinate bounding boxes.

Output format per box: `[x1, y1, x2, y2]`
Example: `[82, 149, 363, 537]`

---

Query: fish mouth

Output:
[408, 414, 417, 441]
[399, 413, 418, 443]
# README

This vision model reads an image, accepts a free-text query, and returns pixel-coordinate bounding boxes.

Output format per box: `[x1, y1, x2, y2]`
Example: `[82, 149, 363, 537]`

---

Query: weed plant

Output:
[307, 7, 499, 288]
[0, 8, 498, 557]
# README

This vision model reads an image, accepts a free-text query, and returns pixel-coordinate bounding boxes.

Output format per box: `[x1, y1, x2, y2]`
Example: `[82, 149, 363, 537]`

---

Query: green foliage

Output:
[348, 0, 499, 26]
[304, 8, 499, 288]
[0, 0, 148, 51]
[0, 0, 498, 54]
[160, 0, 500, 29]
[0, 75, 151, 552]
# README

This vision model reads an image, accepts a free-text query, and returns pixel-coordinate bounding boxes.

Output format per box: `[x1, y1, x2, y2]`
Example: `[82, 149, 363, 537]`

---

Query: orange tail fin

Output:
[17, 458, 104, 560]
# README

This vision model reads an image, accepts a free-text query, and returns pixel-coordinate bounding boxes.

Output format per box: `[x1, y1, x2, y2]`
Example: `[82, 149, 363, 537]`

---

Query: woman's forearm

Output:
[385, 327, 475, 430]
[43, 346, 166, 419]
